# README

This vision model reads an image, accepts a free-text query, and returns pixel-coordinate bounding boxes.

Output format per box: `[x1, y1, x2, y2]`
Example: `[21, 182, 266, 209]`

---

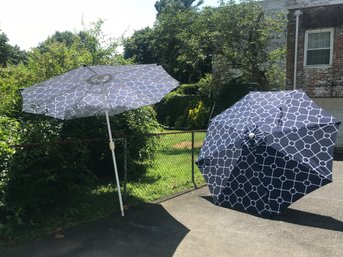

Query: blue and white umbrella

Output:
[197, 90, 340, 217]
[21, 64, 179, 216]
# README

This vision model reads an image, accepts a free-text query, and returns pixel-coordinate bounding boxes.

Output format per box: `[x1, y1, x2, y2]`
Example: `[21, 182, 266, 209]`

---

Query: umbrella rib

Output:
[100, 83, 114, 111]
[84, 65, 98, 74]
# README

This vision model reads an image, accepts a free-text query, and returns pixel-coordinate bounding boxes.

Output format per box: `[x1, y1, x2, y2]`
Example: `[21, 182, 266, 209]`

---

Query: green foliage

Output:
[209, 2, 287, 89]
[0, 116, 19, 173]
[155, 74, 213, 129]
[0, 20, 158, 241]
[0, 116, 19, 226]
[0, 32, 11, 67]
[0, 31, 28, 67]
[58, 106, 160, 181]
[152, 7, 213, 83]
[123, 0, 286, 89]
[0, 64, 35, 116]
[6, 140, 94, 216]
[79, 19, 122, 65]
[187, 101, 210, 129]
[155, 92, 199, 128]
[155, 0, 204, 15]
[123, 27, 157, 64]
[27, 41, 93, 81]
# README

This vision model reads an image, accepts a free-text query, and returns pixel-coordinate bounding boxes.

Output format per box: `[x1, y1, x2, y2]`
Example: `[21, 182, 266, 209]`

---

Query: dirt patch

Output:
[173, 141, 203, 149]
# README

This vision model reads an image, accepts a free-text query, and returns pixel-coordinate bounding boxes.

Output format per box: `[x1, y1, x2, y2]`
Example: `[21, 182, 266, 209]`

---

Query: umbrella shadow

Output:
[200, 196, 343, 232]
[276, 208, 343, 232]
[2, 203, 189, 257]
[200, 195, 271, 219]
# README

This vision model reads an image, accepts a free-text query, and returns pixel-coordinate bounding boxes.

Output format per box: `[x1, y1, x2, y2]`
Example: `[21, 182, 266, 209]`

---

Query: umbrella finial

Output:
[249, 132, 256, 139]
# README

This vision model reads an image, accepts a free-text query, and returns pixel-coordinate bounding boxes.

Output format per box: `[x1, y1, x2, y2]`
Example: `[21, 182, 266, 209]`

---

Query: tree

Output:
[123, 0, 286, 128]
[0, 31, 27, 67]
[155, 0, 204, 15]
[151, 6, 209, 83]
[37, 31, 78, 51]
[0, 32, 11, 67]
[123, 27, 157, 64]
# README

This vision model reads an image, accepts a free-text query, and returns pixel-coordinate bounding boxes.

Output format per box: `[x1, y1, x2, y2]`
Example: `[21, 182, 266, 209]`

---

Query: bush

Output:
[59, 106, 160, 181]
[0, 116, 19, 175]
[5, 142, 94, 215]
[3, 116, 94, 218]
[187, 101, 210, 129]
[0, 116, 20, 222]
[155, 92, 199, 128]
[155, 74, 214, 129]
[1, 106, 159, 229]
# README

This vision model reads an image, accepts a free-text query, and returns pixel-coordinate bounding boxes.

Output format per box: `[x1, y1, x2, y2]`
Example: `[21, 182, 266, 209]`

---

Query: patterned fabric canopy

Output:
[21, 64, 179, 119]
[197, 90, 340, 217]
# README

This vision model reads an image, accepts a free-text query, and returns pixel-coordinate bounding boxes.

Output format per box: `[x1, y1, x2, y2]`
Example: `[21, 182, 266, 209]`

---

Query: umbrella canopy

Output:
[22, 64, 178, 119]
[197, 90, 340, 217]
[21, 64, 179, 216]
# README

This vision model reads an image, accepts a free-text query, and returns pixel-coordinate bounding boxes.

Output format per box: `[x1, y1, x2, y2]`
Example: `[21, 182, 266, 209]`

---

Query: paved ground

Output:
[2, 161, 343, 257]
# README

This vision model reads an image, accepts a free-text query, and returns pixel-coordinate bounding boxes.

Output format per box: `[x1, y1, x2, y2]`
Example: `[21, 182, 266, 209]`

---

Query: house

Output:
[262, 0, 343, 151]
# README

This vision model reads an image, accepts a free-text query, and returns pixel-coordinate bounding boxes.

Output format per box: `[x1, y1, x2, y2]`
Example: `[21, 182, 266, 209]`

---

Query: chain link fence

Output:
[1, 130, 208, 240]
[122, 130, 207, 205]
[9, 130, 207, 210]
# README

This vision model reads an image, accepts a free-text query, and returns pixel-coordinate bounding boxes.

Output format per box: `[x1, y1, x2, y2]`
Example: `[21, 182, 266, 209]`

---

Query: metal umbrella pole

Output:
[105, 110, 125, 217]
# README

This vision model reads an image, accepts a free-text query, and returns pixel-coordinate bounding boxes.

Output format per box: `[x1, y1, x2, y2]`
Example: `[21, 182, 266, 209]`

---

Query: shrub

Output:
[187, 101, 210, 129]
[3, 116, 94, 217]
[155, 75, 214, 129]
[0, 116, 19, 175]
[155, 93, 199, 128]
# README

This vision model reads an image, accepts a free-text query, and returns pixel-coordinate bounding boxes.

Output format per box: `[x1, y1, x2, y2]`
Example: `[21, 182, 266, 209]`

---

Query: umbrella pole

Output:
[105, 111, 125, 217]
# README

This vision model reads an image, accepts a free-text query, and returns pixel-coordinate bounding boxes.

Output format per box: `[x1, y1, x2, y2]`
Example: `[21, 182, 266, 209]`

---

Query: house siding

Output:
[286, 4, 343, 150]
[286, 4, 343, 97]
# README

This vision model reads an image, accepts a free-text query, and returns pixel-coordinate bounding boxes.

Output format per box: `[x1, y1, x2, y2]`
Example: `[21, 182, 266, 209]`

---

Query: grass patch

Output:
[125, 132, 206, 203]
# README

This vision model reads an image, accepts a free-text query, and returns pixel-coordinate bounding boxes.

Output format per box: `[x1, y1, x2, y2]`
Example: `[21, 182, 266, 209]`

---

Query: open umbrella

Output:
[21, 64, 179, 216]
[196, 90, 340, 217]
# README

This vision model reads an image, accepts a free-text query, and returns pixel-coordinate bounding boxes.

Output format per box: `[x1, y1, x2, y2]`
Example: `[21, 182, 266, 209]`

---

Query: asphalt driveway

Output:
[2, 161, 343, 257]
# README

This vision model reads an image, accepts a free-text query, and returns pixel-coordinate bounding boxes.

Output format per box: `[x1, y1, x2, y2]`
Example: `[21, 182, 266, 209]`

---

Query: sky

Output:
[0, 0, 220, 51]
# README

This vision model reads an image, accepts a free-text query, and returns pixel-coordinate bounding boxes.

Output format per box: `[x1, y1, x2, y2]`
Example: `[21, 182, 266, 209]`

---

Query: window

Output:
[304, 29, 334, 67]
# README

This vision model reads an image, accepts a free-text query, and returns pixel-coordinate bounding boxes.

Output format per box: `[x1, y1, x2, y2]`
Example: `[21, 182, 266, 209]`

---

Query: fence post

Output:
[191, 131, 197, 189]
[123, 137, 128, 205]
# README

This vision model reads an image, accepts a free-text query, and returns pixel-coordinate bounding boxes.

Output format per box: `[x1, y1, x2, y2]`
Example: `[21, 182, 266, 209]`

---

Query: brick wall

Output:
[286, 4, 343, 97]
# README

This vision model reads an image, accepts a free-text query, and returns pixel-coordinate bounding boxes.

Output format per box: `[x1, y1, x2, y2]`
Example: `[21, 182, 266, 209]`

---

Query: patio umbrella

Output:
[196, 90, 340, 217]
[21, 64, 179, 217]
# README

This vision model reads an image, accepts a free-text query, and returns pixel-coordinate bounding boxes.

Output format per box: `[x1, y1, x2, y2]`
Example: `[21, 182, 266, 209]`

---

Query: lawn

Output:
[125, 131, 206, 203]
